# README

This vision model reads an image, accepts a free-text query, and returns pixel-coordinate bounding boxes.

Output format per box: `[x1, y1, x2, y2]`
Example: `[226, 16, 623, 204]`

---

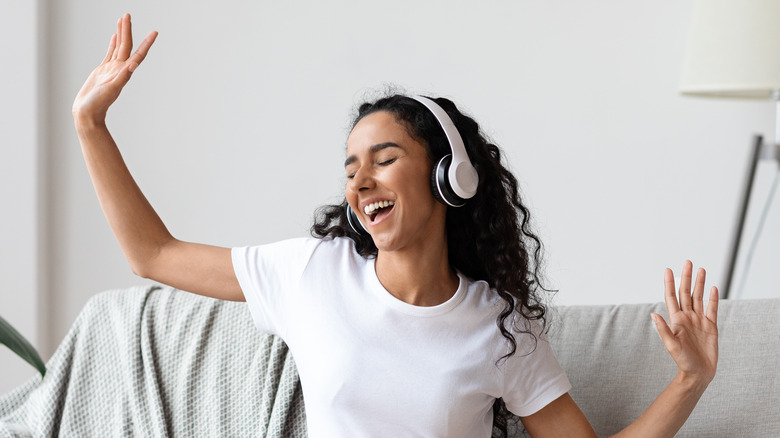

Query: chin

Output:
[369, 212, 446, 254]
[368, 230, 408, 253]
[370, 236, 400, 253]
[370, 227, 435, 255]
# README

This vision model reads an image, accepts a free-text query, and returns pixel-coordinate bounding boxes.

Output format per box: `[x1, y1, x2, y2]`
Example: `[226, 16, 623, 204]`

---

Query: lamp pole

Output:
[722, 92, 780, 299]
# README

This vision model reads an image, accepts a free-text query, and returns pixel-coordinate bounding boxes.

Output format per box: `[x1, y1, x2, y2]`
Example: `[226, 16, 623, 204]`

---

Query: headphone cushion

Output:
[430, 155, 467, 207]
[346, 204, 369, 235]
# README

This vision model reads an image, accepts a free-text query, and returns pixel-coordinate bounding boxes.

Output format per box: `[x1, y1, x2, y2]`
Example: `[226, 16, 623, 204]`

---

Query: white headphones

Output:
[412, 95, 479, 207]
[347, 95, 479, 235]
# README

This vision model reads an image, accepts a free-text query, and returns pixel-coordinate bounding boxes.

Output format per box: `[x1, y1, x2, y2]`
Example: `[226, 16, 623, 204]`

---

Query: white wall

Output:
[3, 0, 778, 392]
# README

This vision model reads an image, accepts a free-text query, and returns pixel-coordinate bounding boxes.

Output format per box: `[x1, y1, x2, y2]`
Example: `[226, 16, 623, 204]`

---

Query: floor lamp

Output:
[679, 0, 780, 299]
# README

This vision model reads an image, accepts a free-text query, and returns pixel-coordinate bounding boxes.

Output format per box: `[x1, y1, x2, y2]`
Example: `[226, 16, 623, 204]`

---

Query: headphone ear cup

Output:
[430, 155, 467, 207]
[346, 204, 369, 235]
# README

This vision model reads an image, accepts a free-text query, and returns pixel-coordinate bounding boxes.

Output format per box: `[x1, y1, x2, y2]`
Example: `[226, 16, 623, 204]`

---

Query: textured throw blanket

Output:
[0, 286, 307, 437]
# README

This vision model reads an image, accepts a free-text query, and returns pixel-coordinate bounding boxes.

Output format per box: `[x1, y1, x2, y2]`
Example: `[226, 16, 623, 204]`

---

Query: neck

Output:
[374, 236, 459, 307]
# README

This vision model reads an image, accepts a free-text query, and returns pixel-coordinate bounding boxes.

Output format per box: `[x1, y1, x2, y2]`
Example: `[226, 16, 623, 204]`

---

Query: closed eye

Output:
[378, 158, 396, 166]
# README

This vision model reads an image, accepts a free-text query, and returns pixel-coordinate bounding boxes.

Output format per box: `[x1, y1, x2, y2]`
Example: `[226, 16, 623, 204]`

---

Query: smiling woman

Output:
[71, 14, 719, 438]
[311, 95, 569, 435]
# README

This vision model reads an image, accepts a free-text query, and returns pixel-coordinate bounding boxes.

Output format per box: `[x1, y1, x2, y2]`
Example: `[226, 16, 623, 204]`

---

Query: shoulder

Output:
[313, 236, 359, 252]
[459, 274, 506, 312]
[236, 236, 357, 255]
[256, 236, 367, 271]
[232, 236, 364, 290]
[459, 274, 549, 350]
[461, 274, 547, 331]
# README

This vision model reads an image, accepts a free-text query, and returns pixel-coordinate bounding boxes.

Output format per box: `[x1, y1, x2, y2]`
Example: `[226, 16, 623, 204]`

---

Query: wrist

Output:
[73, 111, 107, 132]
[673, 370, 712, 395]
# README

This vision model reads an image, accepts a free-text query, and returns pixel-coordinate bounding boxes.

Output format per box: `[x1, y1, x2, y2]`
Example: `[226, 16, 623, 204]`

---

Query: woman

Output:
[72, 14, 719, 437]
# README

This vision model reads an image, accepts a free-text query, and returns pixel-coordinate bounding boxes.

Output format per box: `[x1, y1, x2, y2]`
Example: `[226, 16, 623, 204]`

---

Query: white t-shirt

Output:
[232, 237, 571, 438]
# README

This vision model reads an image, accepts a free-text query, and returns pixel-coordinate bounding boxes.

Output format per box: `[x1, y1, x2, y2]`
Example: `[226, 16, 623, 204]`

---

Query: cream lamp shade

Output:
[680, 0, 780, 99]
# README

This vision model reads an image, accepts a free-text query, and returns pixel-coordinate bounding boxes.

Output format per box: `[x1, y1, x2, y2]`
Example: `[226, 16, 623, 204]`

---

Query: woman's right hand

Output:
[72, 13, 158, 124]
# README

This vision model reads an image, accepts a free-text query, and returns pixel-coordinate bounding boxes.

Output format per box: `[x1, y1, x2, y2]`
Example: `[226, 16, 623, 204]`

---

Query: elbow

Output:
[126, 238, 174, 281]
[127, 249, 162, 280]
[129, 259, 154, 279]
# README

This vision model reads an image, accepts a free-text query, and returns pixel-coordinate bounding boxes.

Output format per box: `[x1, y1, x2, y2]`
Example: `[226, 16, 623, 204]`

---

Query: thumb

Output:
[651, 313, 678, 353]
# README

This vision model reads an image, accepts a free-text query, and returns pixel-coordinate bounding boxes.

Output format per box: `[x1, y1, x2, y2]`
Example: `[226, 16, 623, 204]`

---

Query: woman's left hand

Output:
[652, 260, 719, 386]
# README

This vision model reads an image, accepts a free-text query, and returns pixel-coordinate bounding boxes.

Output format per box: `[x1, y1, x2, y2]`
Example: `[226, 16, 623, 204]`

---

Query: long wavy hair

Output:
[311, 94, 553, 437]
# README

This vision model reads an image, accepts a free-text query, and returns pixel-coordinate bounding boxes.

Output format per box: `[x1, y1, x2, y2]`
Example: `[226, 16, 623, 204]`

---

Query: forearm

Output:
[611, 372, 709, 438]
[74, 115, 174, 277]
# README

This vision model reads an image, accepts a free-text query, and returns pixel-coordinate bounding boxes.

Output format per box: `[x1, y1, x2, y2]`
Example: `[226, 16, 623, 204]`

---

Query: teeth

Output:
[363, 200, 395, 215]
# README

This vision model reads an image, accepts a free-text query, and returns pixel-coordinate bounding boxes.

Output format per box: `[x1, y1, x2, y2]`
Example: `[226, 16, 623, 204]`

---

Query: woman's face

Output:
[345, 111, 447, 253]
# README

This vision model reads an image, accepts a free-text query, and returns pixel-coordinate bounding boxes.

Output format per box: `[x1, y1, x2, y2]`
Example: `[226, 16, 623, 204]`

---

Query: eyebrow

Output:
[344, 142, 402, 168]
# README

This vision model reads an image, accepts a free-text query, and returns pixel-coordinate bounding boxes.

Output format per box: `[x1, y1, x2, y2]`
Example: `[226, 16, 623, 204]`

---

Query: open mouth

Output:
[364, 200, 395, 223]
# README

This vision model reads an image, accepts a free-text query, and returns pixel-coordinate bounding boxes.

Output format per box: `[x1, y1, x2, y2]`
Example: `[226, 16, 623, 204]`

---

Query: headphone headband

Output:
[409, 96, 479, 201]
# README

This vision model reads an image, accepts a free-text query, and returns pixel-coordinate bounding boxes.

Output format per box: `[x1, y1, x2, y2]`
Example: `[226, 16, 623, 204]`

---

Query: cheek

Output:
[345, 185, 358, 206]
[405, 166, 434, 199]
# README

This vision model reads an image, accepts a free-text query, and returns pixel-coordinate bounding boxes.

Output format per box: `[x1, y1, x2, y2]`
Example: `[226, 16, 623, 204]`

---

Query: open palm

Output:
[652, 261, 719, 384]
[72, 14, 157, 121]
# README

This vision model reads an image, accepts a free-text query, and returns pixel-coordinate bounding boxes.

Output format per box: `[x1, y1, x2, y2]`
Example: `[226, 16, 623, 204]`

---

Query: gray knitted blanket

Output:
[0, 286, 307, 437]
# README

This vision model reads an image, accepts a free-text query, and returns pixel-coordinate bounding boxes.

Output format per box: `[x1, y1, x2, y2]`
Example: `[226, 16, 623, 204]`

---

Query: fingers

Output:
[706, 286, 719, 322]
[663, 268, 680, 315]
[127, 31, 159, 69]
[118, 13, 133, 60]
[106, 14, 156, 73]
[692, 267, 706, 313]
[112, 17, 122, 61]
[664, 261, 716, 318]
[679, 260, 693, 311]
[102, 33, 117, 64]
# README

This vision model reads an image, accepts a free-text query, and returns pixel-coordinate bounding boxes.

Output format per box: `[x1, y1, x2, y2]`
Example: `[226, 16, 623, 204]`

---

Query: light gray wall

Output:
[3, 1, 778, 393]
[1, 0, 45, 395]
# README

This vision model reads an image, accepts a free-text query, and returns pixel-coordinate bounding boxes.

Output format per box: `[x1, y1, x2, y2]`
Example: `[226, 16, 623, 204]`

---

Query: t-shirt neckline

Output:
[367, 258, 468, 317]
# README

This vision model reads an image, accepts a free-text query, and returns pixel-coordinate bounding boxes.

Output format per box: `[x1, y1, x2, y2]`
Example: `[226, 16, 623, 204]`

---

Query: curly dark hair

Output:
[311, 94, 553, 437]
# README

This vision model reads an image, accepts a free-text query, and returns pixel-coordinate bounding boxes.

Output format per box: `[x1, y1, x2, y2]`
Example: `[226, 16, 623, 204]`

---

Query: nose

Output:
[347, 166, 375, 194]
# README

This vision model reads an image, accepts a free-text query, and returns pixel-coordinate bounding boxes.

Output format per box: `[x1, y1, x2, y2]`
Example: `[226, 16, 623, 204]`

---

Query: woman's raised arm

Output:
[72, 14, 244, 302]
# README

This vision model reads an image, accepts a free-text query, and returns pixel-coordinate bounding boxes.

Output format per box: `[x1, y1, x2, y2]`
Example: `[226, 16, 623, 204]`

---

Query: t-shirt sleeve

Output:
[501, 326, 572, 417]
[232, 237, 320, 337]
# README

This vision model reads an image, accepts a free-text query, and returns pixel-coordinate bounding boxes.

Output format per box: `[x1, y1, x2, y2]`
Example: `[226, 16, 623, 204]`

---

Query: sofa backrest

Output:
[548, 298, 780, 437]
[5, 287, 776, 437]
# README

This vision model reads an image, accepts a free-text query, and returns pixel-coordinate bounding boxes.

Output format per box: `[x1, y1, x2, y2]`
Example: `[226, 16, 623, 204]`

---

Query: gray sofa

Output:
[1, 285, 778, 437]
